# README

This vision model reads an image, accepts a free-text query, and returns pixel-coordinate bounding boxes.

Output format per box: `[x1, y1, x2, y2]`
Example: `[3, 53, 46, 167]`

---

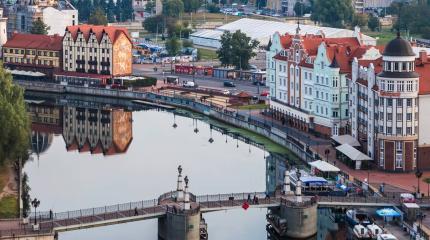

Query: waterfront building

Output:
[267, 26, 380, 137]
[4, 0, 78, 36]
[349, 34, 430, 171]
[63, 106, 133, 155]
[0, 8, 8, 55]
[62, 24, 132, 77]
[2, 33, 63, 78]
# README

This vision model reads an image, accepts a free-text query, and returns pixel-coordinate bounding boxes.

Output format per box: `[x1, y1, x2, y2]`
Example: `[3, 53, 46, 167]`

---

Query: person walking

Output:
[134, 207, 138, 216]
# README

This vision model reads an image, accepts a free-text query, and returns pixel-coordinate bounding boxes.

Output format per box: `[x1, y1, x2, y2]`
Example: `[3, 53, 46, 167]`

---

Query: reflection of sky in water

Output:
[24, 109, 268, 239]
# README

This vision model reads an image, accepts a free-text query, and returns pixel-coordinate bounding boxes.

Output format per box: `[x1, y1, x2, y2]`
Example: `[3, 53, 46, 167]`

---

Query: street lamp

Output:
[194, 119, 199, 133]
[31, 198, 40, 225]
[324, 149, 330, 162]
[416, 169, 423, 197]
[172, 113, 178, 128]
[208, 125, 214, 143]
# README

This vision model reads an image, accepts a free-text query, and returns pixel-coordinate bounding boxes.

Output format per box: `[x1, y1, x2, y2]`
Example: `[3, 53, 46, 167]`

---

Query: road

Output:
[133, 64, 269, 95]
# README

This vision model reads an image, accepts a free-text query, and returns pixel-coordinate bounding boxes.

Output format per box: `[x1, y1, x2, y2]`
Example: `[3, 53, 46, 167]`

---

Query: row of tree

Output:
[217, 30, 259, 70]
[70, 0, 133, 23]
[393, 1, 430, 39]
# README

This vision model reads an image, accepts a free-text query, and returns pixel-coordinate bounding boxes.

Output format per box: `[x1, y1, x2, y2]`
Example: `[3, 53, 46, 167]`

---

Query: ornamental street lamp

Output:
[416, 169, 423, 197]
[31, 198, 40, 225]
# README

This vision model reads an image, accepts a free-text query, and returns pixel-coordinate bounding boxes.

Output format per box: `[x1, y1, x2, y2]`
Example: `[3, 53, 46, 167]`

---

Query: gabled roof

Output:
[65, 24, 131, 44]
[3, 33, 63, 51]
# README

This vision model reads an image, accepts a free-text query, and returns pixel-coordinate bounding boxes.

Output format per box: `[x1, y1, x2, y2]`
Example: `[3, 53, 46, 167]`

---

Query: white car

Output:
[183, 81, 196, 88]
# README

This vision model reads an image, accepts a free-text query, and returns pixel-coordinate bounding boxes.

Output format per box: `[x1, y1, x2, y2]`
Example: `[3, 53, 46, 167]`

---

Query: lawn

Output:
[197, 48, 218, 61]
[0, 196, 18, 218]
[364, 28, 421, 46]
[237, 104, 268, 110]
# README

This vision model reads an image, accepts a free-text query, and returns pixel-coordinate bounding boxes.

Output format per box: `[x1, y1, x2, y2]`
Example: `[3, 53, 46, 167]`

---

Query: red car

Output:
[260, 91, 269, 97]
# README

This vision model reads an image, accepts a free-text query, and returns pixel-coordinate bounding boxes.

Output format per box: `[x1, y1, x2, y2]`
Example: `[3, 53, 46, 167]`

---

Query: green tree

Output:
[107, 0, 117, 22]
[217, 30, 259, 69]
[207, 3, 220, 13]
[162, 0, 184, 17]
[311, 0, 353, 27]
[182, 39, 193, 48]
[183, 0, 200, 13]
[293, 1, 305, 16]
[352, 13, 368, 28]
[0, 65, 30, 165]
[143, 15, 164, 33]
[88, 7, 108, 25]
[121, 0, 134, 21]
[217, 31, 233, 66]
[145, 0, 156, 13]
[30, 18, 50, 35]
[75, 0, 93, 21]
[165, 37, 182, 56]
[368, 14, 379, 31]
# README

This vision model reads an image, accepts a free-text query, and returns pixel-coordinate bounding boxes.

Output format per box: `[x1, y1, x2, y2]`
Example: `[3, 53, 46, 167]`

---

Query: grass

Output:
[364, 28, 422, 46]
[197, 48, 218, 61]
[0, 196, 18, 219]
[237, 104, 268, 110]
[182, 12, 241, 24]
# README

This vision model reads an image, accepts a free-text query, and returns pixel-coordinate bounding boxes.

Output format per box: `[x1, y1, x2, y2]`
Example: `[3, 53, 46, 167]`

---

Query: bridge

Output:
[0, 167, 424, 239]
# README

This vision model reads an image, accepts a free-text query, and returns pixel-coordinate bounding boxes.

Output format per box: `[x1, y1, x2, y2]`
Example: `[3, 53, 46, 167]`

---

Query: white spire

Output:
[176, 165, 184, 201]
[283, 170, 293, 195]
[295, 169, 302, 202]
[184, 176, 190, 210]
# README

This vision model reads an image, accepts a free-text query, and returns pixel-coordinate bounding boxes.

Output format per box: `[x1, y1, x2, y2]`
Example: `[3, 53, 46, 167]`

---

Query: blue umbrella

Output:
[376, 208, 401, 217]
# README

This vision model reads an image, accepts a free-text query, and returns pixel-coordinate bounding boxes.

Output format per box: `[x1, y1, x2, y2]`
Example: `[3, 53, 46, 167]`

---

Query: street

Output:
[133, 63, 269, 96]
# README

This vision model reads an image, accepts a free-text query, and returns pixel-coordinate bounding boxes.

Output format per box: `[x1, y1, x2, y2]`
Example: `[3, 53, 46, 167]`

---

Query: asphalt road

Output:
[133, 64, 269, 96]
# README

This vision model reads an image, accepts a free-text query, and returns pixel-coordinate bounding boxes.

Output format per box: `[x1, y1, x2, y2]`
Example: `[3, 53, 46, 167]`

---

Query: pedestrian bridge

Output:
[0, 192, 407, 238]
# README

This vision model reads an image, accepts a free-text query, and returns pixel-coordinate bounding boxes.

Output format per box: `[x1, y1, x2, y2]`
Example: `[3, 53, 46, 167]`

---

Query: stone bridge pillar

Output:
[158, 168, 201, 240]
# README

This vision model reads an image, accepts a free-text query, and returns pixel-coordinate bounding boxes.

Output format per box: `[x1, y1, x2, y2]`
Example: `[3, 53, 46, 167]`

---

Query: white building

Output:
[42, 6, 77, 35]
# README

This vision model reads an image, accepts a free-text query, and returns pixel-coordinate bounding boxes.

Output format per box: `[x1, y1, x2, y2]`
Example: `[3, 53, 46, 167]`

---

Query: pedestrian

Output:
[247, 194, 251, 202]
[134, 207, 138, 216]
[163, 79, 166, 84]
[49, 209, 53, 219]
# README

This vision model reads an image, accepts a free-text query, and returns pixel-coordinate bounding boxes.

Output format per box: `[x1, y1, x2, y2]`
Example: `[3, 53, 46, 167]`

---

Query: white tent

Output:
[336, 144, 372, 170]
[331, 135, 361, 147]
[309, 160, 340, 172]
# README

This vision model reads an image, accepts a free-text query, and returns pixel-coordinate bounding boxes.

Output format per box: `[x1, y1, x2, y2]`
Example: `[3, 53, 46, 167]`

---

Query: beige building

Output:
[62, 24, 132, 76]
[2, 33, 63, 77]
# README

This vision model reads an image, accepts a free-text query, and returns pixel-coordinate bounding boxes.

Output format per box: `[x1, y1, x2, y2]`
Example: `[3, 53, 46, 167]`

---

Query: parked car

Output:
[223, 81, 236, 87]
[183, 81, 197, 88]
[260, 91, 269, 97]
[222, 90, 231, 95]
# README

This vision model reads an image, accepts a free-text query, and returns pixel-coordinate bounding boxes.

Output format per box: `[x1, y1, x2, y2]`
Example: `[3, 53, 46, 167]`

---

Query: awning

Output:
[331, 135, 361, 147]
[336, 144, 372, 161]
[376, 208, 401, 217]
[6, 69, 45, 77]
[300, 176, 328, 184]
[309, 160, 340, 172]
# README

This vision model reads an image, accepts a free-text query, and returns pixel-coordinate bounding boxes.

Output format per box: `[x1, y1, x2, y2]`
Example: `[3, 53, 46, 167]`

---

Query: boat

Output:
[346, 209, 373, 227]
[377, 234, 398, 240]
[289, 169, 344, 196]
[353, 224, 371, 239]
[366, 223, 383, 239]
[199, 217, 208, 239]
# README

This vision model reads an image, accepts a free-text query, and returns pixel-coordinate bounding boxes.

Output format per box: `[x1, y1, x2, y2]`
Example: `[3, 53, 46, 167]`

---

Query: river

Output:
[23, 93, 341, 240]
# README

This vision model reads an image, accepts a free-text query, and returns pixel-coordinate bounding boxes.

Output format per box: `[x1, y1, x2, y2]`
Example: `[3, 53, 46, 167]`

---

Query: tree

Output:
[0, 65, 30, 165]
[107, 0, 117, 22]
[183, 0, 200, 13]
[165, 37, 182, 56]
[352, 13, 368, 28]
[368, 14, 379, 31]
[207, 3, 220, 13]
[182, 39, 193, 48]
[293, 1, 305, 16]
[88, 7, 108, 25]
[121, 0, 134, 21]
[75, 0, 93, 21]
[217, 30, 259, 69]
[145, 0, 156, 13]
[162, 0, 184, 17]
[311, 0, 353, 27]
[30, 18, 50, 34]
[143, 15, 164, 33]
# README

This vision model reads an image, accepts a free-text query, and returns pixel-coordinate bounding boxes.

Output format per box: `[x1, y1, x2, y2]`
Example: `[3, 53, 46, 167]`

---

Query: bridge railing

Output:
[0, 227, 52, 238]
[32, 198, 160, 222]
[317, 196, 401, 205]
[196, 192, 267, 203]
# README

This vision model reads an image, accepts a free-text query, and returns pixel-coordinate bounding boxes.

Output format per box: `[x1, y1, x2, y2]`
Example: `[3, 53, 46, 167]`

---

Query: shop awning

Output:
[6, 69, 45, 77]
[309, 160, 340, 172]
[336, 144, 372, 161]
[376, 208, 401, 217]
[331, 135, 361, 147]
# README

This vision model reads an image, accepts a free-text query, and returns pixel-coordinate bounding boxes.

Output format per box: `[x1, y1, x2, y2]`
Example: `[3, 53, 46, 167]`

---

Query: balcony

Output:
[100, 70, 111, 75]
[76, 59, 85, 64]
[101, 61, 110, 66]
[88, 60, 98, 65]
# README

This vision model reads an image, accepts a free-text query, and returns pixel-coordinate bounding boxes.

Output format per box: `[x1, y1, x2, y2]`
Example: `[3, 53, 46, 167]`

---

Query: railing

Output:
[0, 227, 52, 238]
[196, 192, 267, 203]
[317, 196, 401, 205]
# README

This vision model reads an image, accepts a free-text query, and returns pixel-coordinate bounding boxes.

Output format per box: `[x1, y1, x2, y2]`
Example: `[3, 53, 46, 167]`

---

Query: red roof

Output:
[3, 33, 63, 51]
[416, 61, 430, 95]
[358, 58, 383, 73]
[65, 24, 131, 44]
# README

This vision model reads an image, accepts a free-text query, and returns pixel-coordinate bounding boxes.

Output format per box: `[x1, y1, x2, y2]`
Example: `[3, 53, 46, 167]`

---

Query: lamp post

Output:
[416, 169, 423, 197]
[31, 198, 40, 225]
[324, 149, 330, 162]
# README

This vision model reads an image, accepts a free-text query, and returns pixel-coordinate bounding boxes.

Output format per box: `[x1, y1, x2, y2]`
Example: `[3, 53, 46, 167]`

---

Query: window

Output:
[396, 127, 402, 135]
[397, 99, 402, 106]
[397, 81, 404, 92]
[387, 127, 392, 134]
[380, 141, 384, 167]
[316, 91, 319, 98]
[326, 93, 328, 100]
[316, 76, 319, 83]
[407, 99, 412, 107]
[406, 81, 413, 92]
[333, 111, 338, 118]
[387, 113, 392, 121]
[407, 113, 412, 121]
[387, 99, 393, 107]
[387, 81, 394, 91]
[397, 113, 402, 121]
[333, 94, 338, 102]
[407, 127, 412, 135]
[395, 141, 403, 168]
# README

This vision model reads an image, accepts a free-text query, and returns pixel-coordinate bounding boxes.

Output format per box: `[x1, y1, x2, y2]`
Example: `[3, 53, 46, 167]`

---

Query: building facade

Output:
[349, 35, 430, 172]
[62, 24, 132, 76]
[2, 33, 63, 77]
[267, 28, 380, 137]
[4, 0, 77, 36]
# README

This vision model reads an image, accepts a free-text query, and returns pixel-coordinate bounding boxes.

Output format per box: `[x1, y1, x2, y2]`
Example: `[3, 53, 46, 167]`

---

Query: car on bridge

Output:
[223, 81, 236, 87]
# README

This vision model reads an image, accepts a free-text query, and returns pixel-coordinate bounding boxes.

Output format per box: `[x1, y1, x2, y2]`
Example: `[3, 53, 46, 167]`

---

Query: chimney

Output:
[419, 50, 428, 63]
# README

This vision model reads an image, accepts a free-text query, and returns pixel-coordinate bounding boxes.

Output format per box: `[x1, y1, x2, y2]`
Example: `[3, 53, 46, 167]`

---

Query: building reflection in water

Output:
[63, 106, 133, 155]
[27, 101, 134, 156]
[266, 153, 288, 196]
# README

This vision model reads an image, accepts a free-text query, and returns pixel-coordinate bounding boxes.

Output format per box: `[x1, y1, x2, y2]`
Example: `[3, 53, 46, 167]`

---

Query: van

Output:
[183, 81, 196, 88]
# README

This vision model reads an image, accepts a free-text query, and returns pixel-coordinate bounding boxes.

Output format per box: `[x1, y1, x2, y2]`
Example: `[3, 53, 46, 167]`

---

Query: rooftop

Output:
[3, 33, 63, 51]
[65, 24, 131, 44]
